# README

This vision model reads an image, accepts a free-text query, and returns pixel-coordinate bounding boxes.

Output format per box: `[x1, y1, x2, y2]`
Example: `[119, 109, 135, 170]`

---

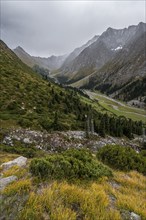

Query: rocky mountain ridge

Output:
[13, 46, 67, 71]
[77, 31, 146, 103]
[55, 22, 146, 86]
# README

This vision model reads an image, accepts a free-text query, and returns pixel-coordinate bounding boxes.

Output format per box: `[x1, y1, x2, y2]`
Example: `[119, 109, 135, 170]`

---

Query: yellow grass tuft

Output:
[2, 178, 32, 196]
[105, 171, 146, 220]
[2, 165, 28, 179]
[1, 157, 146, 220]
[0, 151, 20, 165]
[19, 181, 122, 220]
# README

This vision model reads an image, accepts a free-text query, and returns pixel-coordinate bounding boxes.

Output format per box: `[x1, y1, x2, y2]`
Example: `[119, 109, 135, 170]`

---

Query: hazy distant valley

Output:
[14, 22, 146, 109]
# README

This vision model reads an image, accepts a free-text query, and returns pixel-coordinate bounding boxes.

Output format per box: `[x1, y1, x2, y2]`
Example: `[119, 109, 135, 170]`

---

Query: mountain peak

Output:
[137, 21, 146, 31]
[15, 46, 26, 52]
[107, 27, 113, 31]
[138, 21, 146, 26]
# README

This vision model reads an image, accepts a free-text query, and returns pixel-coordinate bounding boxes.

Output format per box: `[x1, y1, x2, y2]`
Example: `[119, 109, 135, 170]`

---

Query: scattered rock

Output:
[0, 176, 18, 190]
[108, 194, 116, 209]
[1, 156, 27, 170]
[120, 210, 141, 220]
[109, 181, 120, 189]
[130, 212, 141, 220]
[121, 210, 131, 220]
[1, 128, 140, 153]
[23, 138, 32, 144]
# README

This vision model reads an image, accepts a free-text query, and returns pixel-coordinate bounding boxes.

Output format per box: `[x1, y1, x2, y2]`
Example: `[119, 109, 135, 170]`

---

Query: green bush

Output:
[18, 118, 32, 128]
[30, 159, 53, 177]
[30, 149, 113, 180]
[0, 145, 39, 158]
[97, 145, 146, 175]
[39, 117, 51, 131]
[140, 150, 146, 157]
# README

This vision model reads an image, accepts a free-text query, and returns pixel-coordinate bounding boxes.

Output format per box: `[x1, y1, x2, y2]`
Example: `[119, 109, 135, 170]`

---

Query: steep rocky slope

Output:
[61, 35, 99, 69]
[56, 22, 146, 85]
[79, 32, 146, 102]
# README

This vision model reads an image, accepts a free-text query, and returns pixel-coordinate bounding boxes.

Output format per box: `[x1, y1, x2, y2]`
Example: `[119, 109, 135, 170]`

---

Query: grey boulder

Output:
[1, 156, 27, 170]
[0, 176, 18, 190]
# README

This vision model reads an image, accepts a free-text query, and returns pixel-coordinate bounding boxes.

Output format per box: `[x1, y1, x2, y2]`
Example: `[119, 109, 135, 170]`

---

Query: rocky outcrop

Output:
[1, 128, 140, 153]
[0, 176, 18, 190]
[56, 22, 146, 89]
[121, 210, 141, 220]
[1, 156, 27, 170]
[130, 212, 141, 220]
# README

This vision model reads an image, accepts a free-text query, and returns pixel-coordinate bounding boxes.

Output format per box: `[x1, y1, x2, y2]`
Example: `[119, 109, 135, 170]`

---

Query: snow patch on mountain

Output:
[111, 46, 123, 51]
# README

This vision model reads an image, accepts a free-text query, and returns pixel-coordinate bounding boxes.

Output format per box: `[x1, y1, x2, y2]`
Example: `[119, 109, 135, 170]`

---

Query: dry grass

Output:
[1, 150, 146, 220]
[2, 165, 28, 179]
[19, 181, 122, 220]
[18, 170, 146, 220]
[2, 178, 32, 196]
[0, 151, 20, 165]
[113, 171, 146, 219]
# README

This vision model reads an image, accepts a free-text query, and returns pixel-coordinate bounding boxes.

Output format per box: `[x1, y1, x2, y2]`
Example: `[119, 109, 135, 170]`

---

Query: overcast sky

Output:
[1, 0, 145, 57]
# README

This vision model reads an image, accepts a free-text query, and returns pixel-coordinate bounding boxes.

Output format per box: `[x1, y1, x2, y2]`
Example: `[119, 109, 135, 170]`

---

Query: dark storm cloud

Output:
[1, 0, 145, 57]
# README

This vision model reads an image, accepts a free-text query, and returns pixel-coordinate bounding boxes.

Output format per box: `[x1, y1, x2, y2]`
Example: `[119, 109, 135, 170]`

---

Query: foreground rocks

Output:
[0, 176, 18, 191]
[130, 212, 141, 220]
[121, 210, 141, 220]
[0, 156, 27, 191]
[1, 156, 27, 170]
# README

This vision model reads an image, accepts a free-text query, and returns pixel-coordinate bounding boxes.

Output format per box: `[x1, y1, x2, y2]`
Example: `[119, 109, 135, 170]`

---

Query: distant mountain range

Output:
[13, 46, 67, 71]
[13, 35, 99, 72]
[13, 22, 146, 103]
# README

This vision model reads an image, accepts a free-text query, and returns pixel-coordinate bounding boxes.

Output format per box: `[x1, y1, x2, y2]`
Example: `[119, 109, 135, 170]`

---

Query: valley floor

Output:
[84, 90, 146, 122]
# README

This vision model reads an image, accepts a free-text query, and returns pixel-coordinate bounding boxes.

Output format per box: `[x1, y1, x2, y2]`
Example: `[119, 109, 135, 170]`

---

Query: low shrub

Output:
[140, 150, 146, 157]
[18, 118, 32, 128]
[97, 145, 146, 175]
[30, 149, 113, 180]
[0, 144, 41, 158]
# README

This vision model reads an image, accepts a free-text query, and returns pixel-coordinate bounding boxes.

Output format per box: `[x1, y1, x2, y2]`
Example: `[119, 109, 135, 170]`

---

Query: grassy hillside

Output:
[0, 40, 93, 131]
[0, 40, 144, 139]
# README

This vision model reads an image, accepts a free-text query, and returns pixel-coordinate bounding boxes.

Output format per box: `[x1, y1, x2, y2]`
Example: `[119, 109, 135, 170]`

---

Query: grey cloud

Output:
[1, 0, 145, 57]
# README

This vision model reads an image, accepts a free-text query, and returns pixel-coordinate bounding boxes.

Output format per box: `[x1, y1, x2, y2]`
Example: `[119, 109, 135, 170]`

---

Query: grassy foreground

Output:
[1, 151, 146, 220]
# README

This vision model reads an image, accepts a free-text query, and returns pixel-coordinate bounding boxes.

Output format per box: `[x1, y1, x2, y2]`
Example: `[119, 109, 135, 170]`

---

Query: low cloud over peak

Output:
[1, 0, 145, 57]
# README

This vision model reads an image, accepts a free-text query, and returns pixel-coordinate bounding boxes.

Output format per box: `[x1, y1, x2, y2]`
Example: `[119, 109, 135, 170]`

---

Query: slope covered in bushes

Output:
[30, 149, 113, 180]
[1, 150, 146, 220]
[97, 145, 146, 175]
[0, 40, 143, 139]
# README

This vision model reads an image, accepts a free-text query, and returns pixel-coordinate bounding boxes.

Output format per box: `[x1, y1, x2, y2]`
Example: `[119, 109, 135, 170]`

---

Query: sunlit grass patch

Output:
[18, 192, 44, 220]
[0, 151, 20, 165]
[2, 165, 28, 179]
[19, 181, 122, 220]
[114, 171, 146, 190]
[6, 171, 146, 220]
[110, 171, 146, 220]
[2, 178, 32, 196]
[115, 188, 146, 219]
